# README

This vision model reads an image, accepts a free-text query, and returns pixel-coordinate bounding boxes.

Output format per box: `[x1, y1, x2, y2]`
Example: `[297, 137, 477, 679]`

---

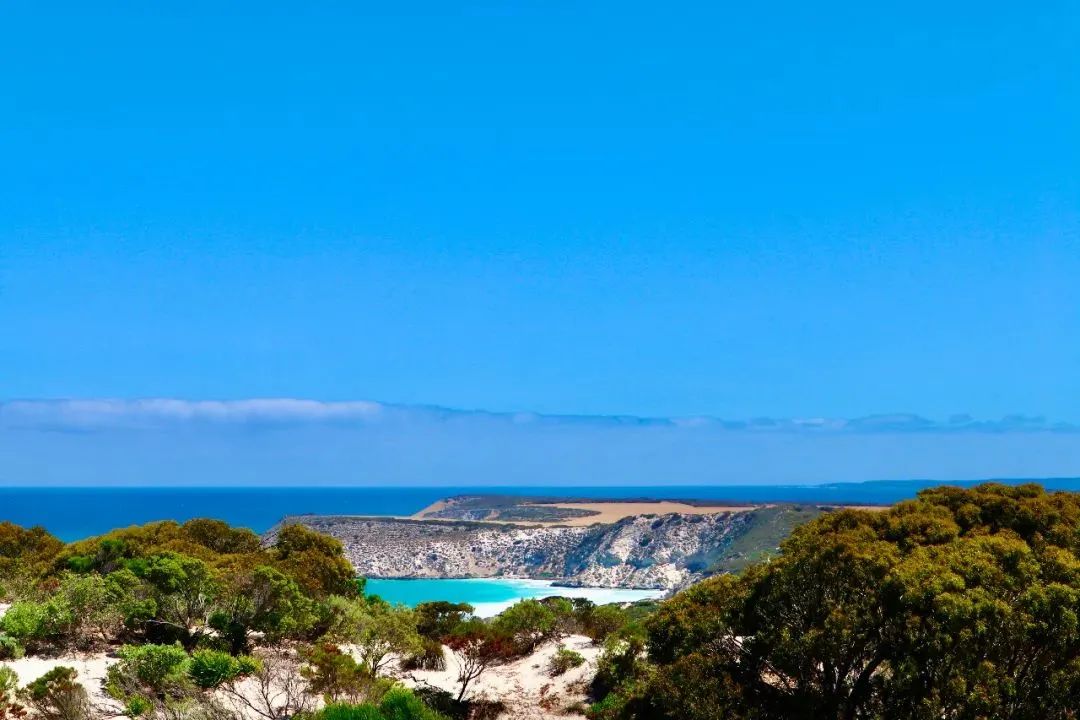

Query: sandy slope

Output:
[399, 635, 600, 719]
[0, 638, 600, 720]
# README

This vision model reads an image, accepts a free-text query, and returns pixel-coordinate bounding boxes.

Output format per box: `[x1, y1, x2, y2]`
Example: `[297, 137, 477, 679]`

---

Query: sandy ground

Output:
[413, 499, 757, 526]
[399, 635, 599, 719]
[1, 653, 123, 715]
[533, 501, 756, 526]
[0, 632, 600, 720]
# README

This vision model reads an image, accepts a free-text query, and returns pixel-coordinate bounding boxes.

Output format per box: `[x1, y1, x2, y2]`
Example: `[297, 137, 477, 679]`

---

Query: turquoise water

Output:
[365, 577, 665, 617]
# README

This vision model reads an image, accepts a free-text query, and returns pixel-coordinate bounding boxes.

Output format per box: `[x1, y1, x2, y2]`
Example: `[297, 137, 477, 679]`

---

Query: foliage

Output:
[0, 667, 19, 706]
[377, 687, 450, 720]
[579, 605, 629, 642]
[18, 667, 91, 720]
[491, 599, 557, 654]
[136, 553, 218, 648]
[188, 649, 258, 689]
[548, 646, 586, 676]
[400, 637, 446, 671]
[301, 644, 391, 705]
[0, 667, 25, 720]
[317, 703, 385, 720]
[355, 606, 423, 675]
[315, 688, 450, 720]
[0, 523, 62, 586]
[210, 565, 314, 654]
[443, 620, 511, 703]
[273, 525, 357, 599]
[0, 635, 23, 660]
[107, 643, 192, 704]
[595, 483, 1080, 720]
[413, 602, 473, 640]
[179, 520, 260, 555]
[0, 602, 48, 649]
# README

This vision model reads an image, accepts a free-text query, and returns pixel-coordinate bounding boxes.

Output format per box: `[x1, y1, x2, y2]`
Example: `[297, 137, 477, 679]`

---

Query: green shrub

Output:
[19, 666, 92, 720]
[123, 696, 152, 717]
[582, 605, 628, 642]
[0, 634, 24, 660]
[0, 601, 46, 643]
[0, 666, 18, 704]
[548, 646, 585, 676]
[318, 702, 384, 720]
[187, 649, 256, 689]
[107, 643, 190, 703]
[492, 599, 557, 654]
[379, 687, 448, 720]
[400, 637, 446, 671]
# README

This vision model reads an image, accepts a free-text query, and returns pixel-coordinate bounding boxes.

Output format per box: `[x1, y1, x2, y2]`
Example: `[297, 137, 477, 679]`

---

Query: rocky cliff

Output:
[272, 510, 762, 589]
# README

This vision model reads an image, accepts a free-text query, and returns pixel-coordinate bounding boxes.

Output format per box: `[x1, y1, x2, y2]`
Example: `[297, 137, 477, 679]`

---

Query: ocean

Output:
[1, 479, 1078, 541]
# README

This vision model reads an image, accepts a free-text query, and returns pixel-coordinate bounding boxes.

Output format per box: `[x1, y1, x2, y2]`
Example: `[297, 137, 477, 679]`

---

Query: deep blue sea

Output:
[1, 480, 1077, 542]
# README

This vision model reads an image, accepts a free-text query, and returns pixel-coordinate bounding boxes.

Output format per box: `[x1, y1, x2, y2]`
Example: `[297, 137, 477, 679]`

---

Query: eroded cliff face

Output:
[272, 511, 754, 589]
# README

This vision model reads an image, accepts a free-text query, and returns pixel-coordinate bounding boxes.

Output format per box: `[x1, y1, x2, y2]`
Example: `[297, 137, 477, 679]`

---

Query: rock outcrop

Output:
[271, 510, 756, 590]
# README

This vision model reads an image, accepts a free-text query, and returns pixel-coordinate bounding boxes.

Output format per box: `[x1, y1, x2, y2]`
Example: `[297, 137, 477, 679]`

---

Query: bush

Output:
[106, 643, 191, 703]
[582, 605, 627, 642]
[313, 689, 450, 720]
[491, 599, 557, 654]
[0, 666, 18, 704]
[318, 703, 384, 720]
[19, 666, 92, 720]
[0, 635, 23, 660]
[378, 687, 448, 720]
[188, 649, 257, 689]
[400, 638, 446, 671]
[301, 644, 393, 704]
[0, 603, 46, 644]
[548, 646, 585, 676]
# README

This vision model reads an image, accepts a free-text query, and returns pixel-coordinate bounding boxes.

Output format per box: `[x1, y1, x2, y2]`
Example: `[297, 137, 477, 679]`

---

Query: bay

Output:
[364, 577, 665, 617]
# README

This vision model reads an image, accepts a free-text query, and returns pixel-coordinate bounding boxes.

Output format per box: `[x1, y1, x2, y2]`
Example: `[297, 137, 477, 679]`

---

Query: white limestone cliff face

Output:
[271, 511, 752, 590]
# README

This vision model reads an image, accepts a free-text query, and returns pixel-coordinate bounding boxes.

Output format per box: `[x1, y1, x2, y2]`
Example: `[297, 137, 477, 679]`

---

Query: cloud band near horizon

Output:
[0, 398, 1074, 434]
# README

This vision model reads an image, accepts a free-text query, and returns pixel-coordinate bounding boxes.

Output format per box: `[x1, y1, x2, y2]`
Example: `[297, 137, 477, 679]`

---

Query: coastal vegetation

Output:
[587, 483, 1080, 720]
[1, 483, 1078, 720]
[0, 515, 641, 720]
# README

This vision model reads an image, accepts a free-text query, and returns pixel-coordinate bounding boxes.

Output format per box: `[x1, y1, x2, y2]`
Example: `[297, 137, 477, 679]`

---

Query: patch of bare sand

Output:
[1, 653, 123, 715]
[400, 634, 600, 719]
[412, 499, 758, 526]
[531, 501, 757, 526]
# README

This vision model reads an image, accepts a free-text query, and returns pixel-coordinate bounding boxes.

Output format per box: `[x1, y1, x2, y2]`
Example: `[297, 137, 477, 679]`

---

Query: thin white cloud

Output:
[0, 399, 1074, 433]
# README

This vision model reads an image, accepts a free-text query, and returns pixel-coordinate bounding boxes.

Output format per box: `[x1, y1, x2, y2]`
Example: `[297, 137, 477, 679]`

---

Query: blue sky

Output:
[1, 2, 1078, 482]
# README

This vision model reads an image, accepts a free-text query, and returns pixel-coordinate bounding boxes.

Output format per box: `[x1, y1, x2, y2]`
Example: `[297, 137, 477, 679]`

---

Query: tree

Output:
[181, 519, 260, 555]
[274, 525, 357, 599]
[353, 606, 423, 676]
[210, 565, 313, 655]
[443, 620, 510, 703]
[0, 523, 62, 591]
[596, 483, 1080, 720]
[140, 553, 218, 647]
[582, 605, 629, 642]
[413, 602, 473, 640]
[492, 599, 557, 654]
[300, 644, 391, 705]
